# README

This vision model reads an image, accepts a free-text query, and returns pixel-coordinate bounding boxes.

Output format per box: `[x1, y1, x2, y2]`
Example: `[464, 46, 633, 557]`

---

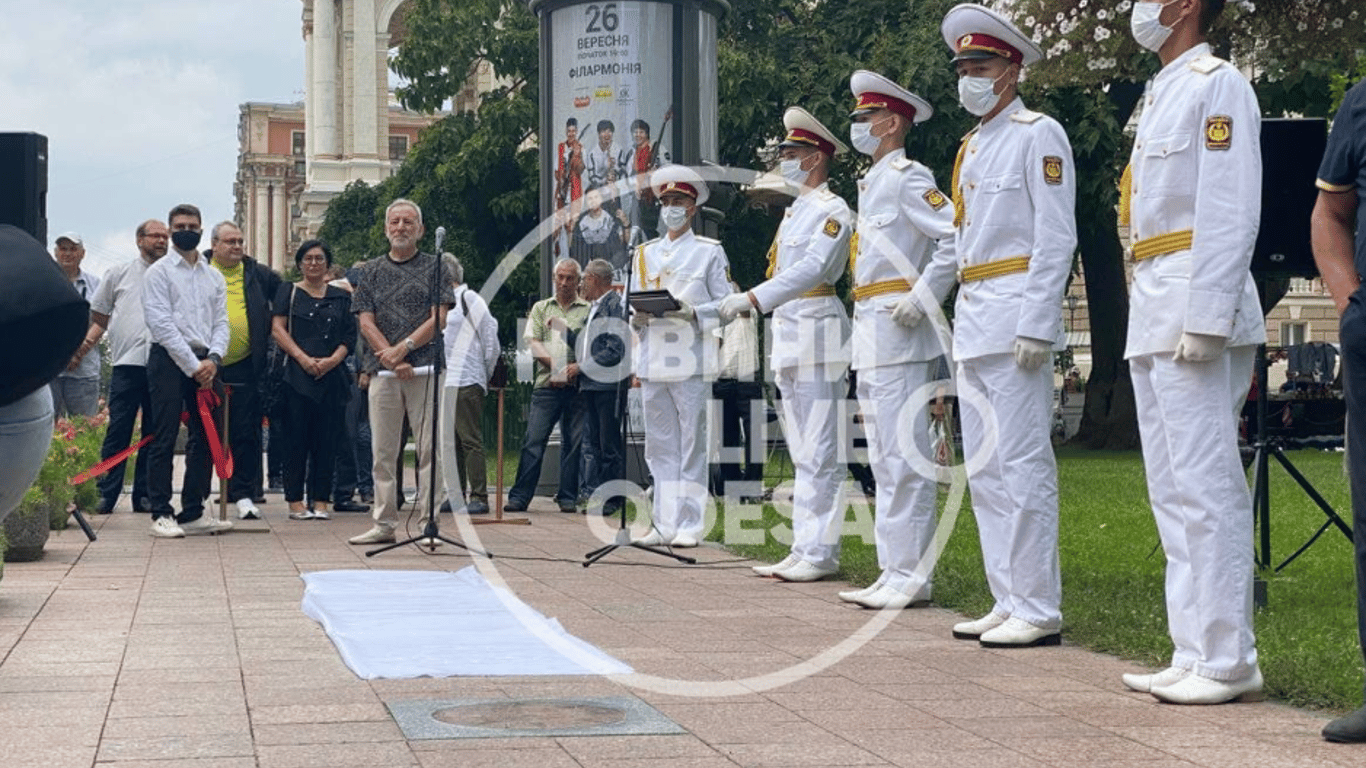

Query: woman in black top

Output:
[272, 240, 355, 520]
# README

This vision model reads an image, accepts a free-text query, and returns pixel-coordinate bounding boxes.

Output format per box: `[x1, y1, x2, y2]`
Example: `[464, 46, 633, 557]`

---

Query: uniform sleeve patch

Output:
[822, 218, 841, 237]
[1205, 115, 1232, 150]
[922, 188, 949, 210]
[1043, 155, 1064, 186]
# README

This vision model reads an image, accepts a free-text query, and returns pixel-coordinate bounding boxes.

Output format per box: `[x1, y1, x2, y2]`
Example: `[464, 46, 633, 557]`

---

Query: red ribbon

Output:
[197, 388, 234, 480]
[69, 434, 154, 486]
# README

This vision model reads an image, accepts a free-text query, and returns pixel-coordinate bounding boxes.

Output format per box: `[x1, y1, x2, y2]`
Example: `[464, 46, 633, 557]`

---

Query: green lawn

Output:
[713, 447, 1363, 713]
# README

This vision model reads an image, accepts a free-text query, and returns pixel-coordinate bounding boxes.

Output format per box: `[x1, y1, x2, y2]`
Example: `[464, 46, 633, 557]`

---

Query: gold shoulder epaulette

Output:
[1010, 109, 1044, 124]
[1189, 55, 1224, 75]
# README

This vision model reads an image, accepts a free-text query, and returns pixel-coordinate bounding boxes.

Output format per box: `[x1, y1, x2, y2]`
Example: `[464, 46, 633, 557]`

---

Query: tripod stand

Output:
[1249, 343, 1352, 572]
[368, 228, 490, 559]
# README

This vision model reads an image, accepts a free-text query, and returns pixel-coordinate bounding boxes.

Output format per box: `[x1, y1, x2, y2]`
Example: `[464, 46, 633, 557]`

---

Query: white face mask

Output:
[958, 73, 1002, 117]
[659, 204, 690, 232]
[1131, 1, 1176, 53]
[849, 117, 893, 156]
[780, 158, 811, 188]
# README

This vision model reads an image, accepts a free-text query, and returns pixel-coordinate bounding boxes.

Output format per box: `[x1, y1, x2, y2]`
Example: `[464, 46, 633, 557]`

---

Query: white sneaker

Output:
[634, 530, 666, 546]
[952, 611, 1009, 640]
[773, 560, 838, 583]
[235, 498, 260, 520]
[1122, 666, 1189, 693]
[348, 525, 396, 545]
[149, 516, 184, 538]
[838, 573, 888, 602]
[181, 516, 234, 536]
[979, 616, 1061, 648]
[752, 553, 800, 577]
[852, 583, 932, 609]
[670, 533, 699, 548]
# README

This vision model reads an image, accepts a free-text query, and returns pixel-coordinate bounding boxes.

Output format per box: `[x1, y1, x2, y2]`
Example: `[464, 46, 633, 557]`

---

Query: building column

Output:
[254, 180, 270, 265]
[351, 0, 379, 158]
[272, 182, 289, 272]
[312, 0, 339, 158]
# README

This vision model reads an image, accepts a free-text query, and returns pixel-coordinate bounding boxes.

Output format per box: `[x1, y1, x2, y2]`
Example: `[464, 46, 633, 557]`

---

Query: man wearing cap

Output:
[52, 232, 102, 418]
[719, 108, 852, 582]
[836, 72, 958, 608]
[631, 165, 730, 547]
[1117, 0, 1265, 705]
[920, 3, 1076, 647]
[82, 220, 169, 513]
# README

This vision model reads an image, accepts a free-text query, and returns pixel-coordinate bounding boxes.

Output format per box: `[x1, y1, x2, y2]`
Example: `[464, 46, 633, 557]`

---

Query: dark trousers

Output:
[267, 417, 285, 485]
[219, 359, 262, 501]
[582, 386, 626, 511]
[508, 386, 583, 508]
[332, 376, 362, 502]
[145, 344, 218, 523]
[1341, 295, 1366, 700]
[282, 387, 340, 504]
[97, 365, 151, 510]
[710, 378, 765, 495]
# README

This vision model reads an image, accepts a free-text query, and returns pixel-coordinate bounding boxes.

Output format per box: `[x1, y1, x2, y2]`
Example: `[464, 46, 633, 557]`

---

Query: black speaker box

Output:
[1252, 118, 1326, 278]
[0, 132, 48, 244]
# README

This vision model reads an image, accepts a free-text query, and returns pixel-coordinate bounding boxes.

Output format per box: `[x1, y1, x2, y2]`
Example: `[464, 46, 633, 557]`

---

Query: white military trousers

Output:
[1131, 346, 1258, 681]
[856, 361, 937, 595]
[775, 366, 848, 570]
[641, 378, 710, 540]
[957, 352, 1062, 629]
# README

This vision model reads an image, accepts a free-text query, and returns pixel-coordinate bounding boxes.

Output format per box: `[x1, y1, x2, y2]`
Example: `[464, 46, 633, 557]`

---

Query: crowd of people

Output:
[9, 0, 1366, 740]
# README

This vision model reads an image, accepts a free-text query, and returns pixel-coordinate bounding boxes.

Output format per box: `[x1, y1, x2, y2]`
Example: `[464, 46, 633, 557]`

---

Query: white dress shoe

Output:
[852, 583, 932, 609]
[838, 573, 888, 602]
[1151, 667, 1264, 704]
[978, 617, 1061, 648]
[1122, 666, 1189, 693]
[752, 553, 799, 577]
[348, 525, 396, 545]
[670, 533, 699, 548]
[634, 530, 666, 546]
[773, 560, 838, 583]
[181, 516, 233, 535]
[952, 611, 1008, 640]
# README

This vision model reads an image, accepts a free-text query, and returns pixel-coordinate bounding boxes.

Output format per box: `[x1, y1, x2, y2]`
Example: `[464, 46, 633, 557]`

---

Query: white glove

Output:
[890, 292, 925, 328]
[718, 292, 753, 322]
[1172, 331, 1226, 363]
[662, 299, 695, 322]
[1013, 336, 1053, 371]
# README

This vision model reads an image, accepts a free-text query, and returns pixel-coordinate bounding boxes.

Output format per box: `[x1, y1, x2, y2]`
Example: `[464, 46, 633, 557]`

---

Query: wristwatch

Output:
[207, 353, 222, 367]
[404, 337, 416, 352]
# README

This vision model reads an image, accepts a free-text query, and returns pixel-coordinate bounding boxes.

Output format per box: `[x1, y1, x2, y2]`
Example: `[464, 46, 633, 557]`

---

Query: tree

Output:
[1014, 0, 1366, 447]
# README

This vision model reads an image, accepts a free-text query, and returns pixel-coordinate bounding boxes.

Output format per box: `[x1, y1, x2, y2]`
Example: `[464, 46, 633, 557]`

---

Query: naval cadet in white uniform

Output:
[920, 3, 1076, 647]
[720, 108, 853, 583]
[631, 166, 731, 548]
[1118, 0, 1264, 705]
[837, 70, 959, 610]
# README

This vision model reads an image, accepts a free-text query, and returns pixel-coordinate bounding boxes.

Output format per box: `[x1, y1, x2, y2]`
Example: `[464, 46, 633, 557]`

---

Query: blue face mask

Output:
[171, 229, 202, 251]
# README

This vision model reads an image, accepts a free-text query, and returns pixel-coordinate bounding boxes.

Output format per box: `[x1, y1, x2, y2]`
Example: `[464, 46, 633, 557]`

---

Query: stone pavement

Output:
[0, 495, 1355, 768]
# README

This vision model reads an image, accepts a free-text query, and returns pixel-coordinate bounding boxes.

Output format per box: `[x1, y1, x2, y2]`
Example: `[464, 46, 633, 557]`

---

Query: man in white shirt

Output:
[439, 254, 500, 515]
[719, 107, 853, 583]
[51, 232, 101, 417]
[84, 220, 168, 513]
[1118, 0, 1264, 705]
[142, 204, 233, 538]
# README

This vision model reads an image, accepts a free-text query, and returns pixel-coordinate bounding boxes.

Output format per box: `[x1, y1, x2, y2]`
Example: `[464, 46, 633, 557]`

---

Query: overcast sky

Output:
[0, 0, 305, 276]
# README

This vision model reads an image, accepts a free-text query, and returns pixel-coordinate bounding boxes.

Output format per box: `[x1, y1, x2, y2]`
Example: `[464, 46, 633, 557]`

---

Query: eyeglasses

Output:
[300, 255, 328, 264]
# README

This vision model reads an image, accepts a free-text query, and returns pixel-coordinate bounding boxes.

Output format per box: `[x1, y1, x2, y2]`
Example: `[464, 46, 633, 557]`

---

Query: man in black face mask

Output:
[141, 203, 233, 538]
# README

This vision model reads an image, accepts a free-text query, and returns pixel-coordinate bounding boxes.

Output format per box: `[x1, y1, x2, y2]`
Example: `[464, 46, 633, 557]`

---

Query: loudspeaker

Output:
[0, 133, 48, 244]
[1252, 118, 1326, 278]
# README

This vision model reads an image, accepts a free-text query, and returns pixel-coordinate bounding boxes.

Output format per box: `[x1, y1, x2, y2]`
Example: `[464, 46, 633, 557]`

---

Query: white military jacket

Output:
[1124, 43, 1264, 359]
[749, 182, 852, 372]
[629, 228, 731, 381]
[924, 97, 1077, 362]
[852, 149, 957, 370]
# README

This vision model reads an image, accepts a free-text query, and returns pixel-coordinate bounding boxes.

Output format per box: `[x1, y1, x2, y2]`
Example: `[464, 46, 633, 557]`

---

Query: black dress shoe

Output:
[466, 500, 490, 515]
[332, 500, 370, 513]
[502, 500, 528, 512]
[1324, 705, 1366, 743]
[559, 504, 578, 514]
[439, 500, 452, 513]
[252, 495, 267, 505]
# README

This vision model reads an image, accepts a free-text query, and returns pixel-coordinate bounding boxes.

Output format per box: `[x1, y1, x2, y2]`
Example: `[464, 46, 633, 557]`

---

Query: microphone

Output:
[434, 226, 447, 254]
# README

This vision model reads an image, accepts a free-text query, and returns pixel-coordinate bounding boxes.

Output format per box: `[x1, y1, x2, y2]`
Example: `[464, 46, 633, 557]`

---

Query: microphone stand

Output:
[368, 226, 491, 559]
